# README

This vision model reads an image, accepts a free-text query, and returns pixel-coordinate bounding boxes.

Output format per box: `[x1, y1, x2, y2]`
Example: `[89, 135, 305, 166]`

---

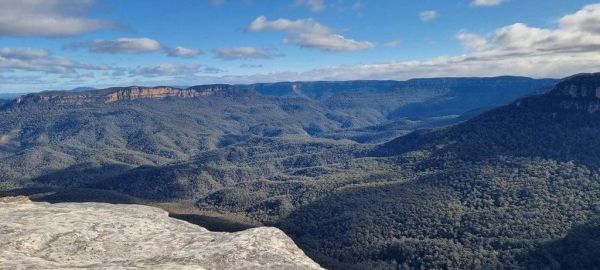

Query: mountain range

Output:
[5, 74, 600, 269]
[0, 77, 555, 185]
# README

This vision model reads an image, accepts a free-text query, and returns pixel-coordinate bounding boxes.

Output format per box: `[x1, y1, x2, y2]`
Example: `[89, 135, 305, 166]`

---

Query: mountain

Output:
[277, 73, 600, 269]
[0, 87, 344, 185]
[7, 85, 243, 106]
[70, 86, 97, 92]
[0, 197, 323, 270]
[0, 77, 556, 187]
[246, 77, 555, 102]
[527, 218, 600, 269]
[245, 80, 402, 99]
[0, 76, 563, 269]
[248, 77, 557, 123]
[377, 72, 600, 165]
[0, 93, 24, 100]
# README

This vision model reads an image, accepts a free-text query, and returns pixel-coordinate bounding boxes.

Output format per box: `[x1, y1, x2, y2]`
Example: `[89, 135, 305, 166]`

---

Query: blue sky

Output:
[1, 0, 600, 92]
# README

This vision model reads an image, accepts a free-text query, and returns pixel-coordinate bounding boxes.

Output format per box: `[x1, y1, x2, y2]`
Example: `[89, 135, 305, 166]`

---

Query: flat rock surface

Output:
[0, 199, 323, 270]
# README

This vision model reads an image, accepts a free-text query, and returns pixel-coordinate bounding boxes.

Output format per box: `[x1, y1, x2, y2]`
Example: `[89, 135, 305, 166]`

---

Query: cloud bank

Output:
[0, 47, 103, 74]
[419, 10, 438, 22]
[247, 16, 374, 52]
[214, 47, 281, 60]
[3, 3, 600, 91]
[68, 38, 201, 58]
[471, 0, 504, 7]
[0, 0, 114, 37]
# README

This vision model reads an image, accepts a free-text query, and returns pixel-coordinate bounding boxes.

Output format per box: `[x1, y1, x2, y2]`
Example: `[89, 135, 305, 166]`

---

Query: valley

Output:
[4, 74, 600, 269]
[4, 1, 600, 269]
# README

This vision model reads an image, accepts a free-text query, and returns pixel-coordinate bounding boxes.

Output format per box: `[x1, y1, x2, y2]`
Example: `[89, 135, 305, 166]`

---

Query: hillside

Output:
[0, 76, 565, 269]
[0, 93, 22, 100]
[278, 73, 600, 269]
[4, 1, 598, 269]
[0, 77, 555, 187]
[0, 197, 322, 269]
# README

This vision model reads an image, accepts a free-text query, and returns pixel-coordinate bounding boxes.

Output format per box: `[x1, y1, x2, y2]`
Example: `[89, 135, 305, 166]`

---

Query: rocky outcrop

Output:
[515, 73, 600, 113]
[10, 85, 241, 106]
[0, 199, 323, 270]
[104, 87, 204, 102]
[550, 73, 600, 99]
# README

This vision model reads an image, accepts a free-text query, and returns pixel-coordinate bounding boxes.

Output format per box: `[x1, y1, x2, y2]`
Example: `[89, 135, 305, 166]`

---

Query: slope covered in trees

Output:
[0, 77, 553, 187]
[1, 76, 576, 269]
[279, 73, 600, 269]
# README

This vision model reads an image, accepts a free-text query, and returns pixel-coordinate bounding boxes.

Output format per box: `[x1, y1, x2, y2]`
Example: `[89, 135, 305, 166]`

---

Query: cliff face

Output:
[513, 73, 600, 113]
[11, 85, 240, 106]
[550, 73, 600, 99]
[104, 87, 204, 102]
[0, 198, 323, 270]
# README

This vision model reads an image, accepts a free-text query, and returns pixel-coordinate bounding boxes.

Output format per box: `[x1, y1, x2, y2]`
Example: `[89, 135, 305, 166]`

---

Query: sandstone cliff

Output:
[0, 198, 323, 270]
[513, 73, 600, 113]
[9, 85, 241, 106]
[551, 73, 600, 99]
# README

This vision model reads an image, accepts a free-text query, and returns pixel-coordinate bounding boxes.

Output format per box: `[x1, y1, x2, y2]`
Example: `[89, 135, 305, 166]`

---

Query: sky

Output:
[1, 0, 600, 92]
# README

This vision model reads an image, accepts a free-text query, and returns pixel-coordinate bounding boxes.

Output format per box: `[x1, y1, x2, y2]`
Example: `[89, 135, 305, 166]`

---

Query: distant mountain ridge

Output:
[539, 72, 600, 112]
[0, 93, 24, 100]
[70, 86, 97, 92]
[8, 85, 246, 106]
[244, 76, 557, 100]
[0, 76, 558, 185]
[6, 76, 557, 104]
[8, 74, 600, 270]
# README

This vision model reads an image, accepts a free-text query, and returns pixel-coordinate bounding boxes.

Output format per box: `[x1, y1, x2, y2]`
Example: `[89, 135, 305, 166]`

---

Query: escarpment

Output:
[512, 73, 600, 113]
[9, 84, 242, 106]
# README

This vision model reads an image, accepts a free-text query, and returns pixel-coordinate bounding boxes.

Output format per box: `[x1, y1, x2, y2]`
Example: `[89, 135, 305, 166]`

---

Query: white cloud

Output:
[287, 32, 374, 52]
[456, 4, 600, 56]
[186, 4, 600, 83]
[419, 10, 438, 22]
[214, 47, 281, 60]
[0, 0, 114, 37]
[471, 0, 504, 7]
[130, 64, 200, 77]
[69, 39, 201, 58]
[0, 48, 49, 60]
[559, 3, 600, 34]
[127, 64, 224, 79]
[6, 3, 600, 92]
[202, 66, 225, 74]
[455, 31, 487, 50]
[86, 38, 163, 54]
[0, 47, 103, 73]
[384, 40, 400, 48]
[166, 46, 202, 58]
[248, 16, 329, 33]
[240, 64, 263, 68]
[319, 3, 600, 79]
[295, 0, 325, 12]
[247, 16, 374, 52]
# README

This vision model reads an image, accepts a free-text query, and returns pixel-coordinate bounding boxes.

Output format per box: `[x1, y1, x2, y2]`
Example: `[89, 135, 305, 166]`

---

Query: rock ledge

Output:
[0, 200, 323, 270]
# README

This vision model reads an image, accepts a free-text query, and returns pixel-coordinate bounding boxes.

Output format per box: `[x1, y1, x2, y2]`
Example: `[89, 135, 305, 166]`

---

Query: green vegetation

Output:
[6, 76, 593, 269]
[278, 74, 600, 269]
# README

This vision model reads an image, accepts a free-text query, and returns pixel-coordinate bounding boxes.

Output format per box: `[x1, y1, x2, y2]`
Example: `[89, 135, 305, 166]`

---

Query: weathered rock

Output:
[0, 200, 323, 270]
[9, 84, 242, 106]
[513, 73, 600, 113]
